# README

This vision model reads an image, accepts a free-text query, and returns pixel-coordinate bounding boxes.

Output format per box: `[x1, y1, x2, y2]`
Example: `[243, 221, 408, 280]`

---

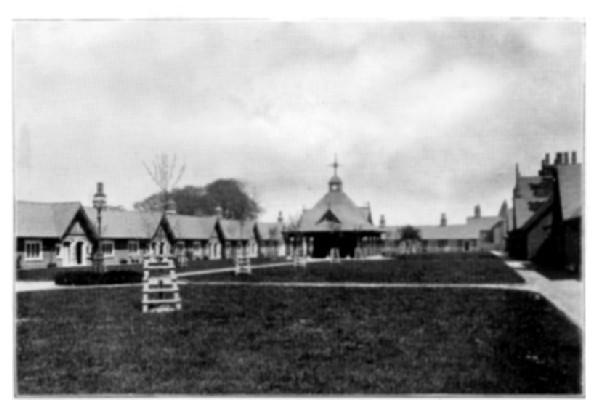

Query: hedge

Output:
[54, 269, 143, 286]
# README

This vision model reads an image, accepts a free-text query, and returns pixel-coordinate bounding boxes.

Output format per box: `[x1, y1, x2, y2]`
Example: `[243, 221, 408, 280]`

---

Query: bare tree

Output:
[142, 153, 186, 211]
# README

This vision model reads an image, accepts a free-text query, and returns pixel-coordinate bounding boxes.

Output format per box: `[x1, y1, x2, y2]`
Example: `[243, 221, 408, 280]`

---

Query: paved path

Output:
[490, 251, 583, 328]
[494, 255, 583, 329]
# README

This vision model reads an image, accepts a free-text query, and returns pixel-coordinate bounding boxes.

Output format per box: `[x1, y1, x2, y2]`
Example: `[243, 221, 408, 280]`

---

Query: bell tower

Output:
[328, 154, 343, 192]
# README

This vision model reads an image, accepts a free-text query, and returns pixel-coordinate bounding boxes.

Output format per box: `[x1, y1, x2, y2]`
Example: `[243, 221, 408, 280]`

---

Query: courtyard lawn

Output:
[186, 252, 524, 284]
[17, 285, 579, 394]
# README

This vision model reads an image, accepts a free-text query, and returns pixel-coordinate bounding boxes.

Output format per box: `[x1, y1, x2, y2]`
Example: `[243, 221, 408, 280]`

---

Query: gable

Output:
[65, 220, 86, 236]
[317, 209, 341, 224]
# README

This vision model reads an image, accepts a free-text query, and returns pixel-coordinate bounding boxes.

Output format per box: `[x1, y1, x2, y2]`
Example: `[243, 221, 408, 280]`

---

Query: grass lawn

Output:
[17, 285, 580, 394]
[186, 253, 524, 284]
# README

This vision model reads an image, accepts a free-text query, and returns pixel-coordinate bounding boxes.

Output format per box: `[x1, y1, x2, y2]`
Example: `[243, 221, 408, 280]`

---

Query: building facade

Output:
[507, 151, 582, 273]
[284, 159, 382, 258]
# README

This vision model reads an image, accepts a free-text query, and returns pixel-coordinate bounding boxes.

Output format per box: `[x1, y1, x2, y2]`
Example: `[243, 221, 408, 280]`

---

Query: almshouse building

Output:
[254, 212, 286, 258]
[284, 159, 382, 258]
[16, 201, 97, 269]
[166, 213, 221, 263]
[507, 151, 582, 273]
[83, 206, 165, 265]
[16, 196, 284, 270]
[382, 205, 506, 254]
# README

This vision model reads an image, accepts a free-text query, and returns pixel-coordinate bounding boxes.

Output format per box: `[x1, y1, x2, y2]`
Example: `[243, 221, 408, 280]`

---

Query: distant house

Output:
[507, 152, 582, 273]
[254, 213, 286, 258]
[165, 214, 221, 262]
[383, 205, 505, 254]
[218, 218, 258, 259]
[16, 201, 96, 269]
[83, 207, 164, 265]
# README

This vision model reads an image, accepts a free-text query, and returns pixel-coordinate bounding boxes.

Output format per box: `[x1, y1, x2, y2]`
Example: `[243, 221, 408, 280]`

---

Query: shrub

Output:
[55, 269, 142, 286]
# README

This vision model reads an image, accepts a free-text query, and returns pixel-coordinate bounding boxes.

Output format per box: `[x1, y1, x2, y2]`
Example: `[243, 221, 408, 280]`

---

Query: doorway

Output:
[75, 242, 83, 265]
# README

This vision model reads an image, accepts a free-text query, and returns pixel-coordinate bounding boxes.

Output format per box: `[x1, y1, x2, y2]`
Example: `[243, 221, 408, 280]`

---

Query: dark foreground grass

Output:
[17, 285, 580, 394]
[188, 253, 524, 284]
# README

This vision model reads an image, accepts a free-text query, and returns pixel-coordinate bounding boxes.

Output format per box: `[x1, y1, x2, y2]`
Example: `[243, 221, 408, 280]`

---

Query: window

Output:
[128, 240, 139, 254]
[176, 242, 185, 254]
[193, 241, 202, 252]
[24, 241, 42, 260]
[101, 241, 115, 257]
[437, 240, 448, 248]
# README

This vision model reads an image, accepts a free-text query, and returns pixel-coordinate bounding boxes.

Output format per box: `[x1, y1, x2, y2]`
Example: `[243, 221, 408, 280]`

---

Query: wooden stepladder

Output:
[329, 247, 341, 263]
[142, 258, 182, 313]
[235, 255, 252, 275]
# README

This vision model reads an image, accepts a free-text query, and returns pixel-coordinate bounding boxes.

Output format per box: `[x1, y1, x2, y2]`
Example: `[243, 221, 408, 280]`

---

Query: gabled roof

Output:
[166, 214, 218, 240]
[219, 219, 255, 240]
[556, 164, 582, 220]
[296, 190, 378, 232]
[83, 207, 162, 239]
[383, 216, 502, 241]
[514, 175, 552, 229]
[16, 201, 83, 238]
[255, 222, 284, 241]
[518, 197, 554, 233]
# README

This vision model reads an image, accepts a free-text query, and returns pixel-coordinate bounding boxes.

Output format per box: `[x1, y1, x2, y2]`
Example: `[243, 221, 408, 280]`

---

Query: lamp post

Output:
[92, 182, 107, 274]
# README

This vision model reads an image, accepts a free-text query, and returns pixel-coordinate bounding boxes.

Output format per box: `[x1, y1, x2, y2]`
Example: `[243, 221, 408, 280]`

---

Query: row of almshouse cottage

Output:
[15, 201, 286, 270]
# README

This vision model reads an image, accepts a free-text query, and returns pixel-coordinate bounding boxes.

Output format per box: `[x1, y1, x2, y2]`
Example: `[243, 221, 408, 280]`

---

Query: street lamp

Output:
[92, 182, 107, 273]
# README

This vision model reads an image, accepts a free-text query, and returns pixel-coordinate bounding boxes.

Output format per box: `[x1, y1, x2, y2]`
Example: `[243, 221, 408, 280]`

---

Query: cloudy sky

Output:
[14, 20, 584, 225]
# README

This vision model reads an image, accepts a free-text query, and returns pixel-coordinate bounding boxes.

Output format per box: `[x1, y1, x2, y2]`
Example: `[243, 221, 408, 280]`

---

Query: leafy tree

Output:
[398, 225, 422, 254]
[134, 179, 261, 220]
[202, 179, 262, 220]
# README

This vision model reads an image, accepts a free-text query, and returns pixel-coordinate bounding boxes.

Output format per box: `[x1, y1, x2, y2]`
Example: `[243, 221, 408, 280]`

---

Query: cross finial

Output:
[330, 154, 340, 176]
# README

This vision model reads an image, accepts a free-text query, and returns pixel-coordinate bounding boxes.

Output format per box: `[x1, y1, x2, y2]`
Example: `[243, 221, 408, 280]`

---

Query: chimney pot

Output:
[440, 213, 447, 227]
[474, 205, 481, 218]
[555, 152, 562, 165]
[571, 151, 577, 165]
[563, 151, 569, 165]
[379, 214, 386, 228]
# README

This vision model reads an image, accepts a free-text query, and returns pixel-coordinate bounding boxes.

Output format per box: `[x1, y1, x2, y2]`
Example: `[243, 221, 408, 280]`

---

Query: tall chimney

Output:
[379, 214, 386, 228]
[545, 153, 550, 165]
[440, 213, 447, 227]
[563, 151, 570, 165]
[474, 205, 481, 219]
[571, 151, 577, 165]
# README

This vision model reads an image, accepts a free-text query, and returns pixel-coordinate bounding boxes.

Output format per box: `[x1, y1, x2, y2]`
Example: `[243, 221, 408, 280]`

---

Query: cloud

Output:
[14, 20, 584, 223]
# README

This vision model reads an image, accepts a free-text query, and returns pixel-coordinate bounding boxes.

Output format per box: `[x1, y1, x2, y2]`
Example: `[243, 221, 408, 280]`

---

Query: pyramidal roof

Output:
[295, 165, 378, 232]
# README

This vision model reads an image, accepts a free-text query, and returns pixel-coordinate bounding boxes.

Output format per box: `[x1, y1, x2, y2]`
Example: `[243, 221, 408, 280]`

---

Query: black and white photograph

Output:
[13, 17, 584, 396]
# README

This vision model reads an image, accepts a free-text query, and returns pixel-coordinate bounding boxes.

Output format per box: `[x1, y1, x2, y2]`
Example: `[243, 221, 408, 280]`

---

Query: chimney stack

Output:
[165, 198, 177, 215]
[545, 153, 550, 165]
[440, 213, 447, 227]
[563, 151, 570, 165]
[474, 205, 481, 219]
[571, 151, 577, 165]
[277, 211, 283, 224]
[555, 152, 561, 165]
[215, 205, 223, 219]
[379, 214, 386, 228]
